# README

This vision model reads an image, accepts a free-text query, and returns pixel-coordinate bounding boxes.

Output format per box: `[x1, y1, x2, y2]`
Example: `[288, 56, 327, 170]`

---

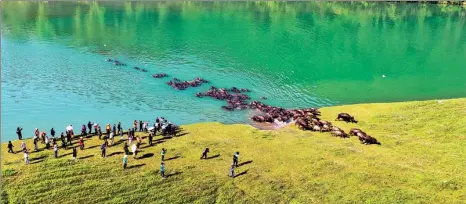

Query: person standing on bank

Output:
[33, 137, 38, 151]
[148, 132, 153, 146]
[50, 128, 56, 138]
[229, 164, 235, 178]
[200, 148, 210, 159]
[16, 127, 23, 140]
[7, 141, 15, 153]
[24, 149, 30, 164]
[233, 152, 239, 167]
[161, 148, 167, 161]
[123, 143, 129, 155]
[67, 132, 72, 146]
[160, 162, 166, 178]
[61, 137, 67, 150]
[53, 143, 59, 158]
[101, 142, 107, 158]
[132, 143, 138, 159]
[79, 137, 85, 150]
[21, 141, 26, 151]
[87, 121, 93, 134]
[106, 124, 111, 136]
[123, 154, 128, 169]
[72, 147, 77, 161]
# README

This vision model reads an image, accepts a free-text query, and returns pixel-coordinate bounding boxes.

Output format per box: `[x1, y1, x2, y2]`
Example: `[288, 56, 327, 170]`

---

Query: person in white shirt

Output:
[132, 144, 138, 159]
[53, 144, 59, 158]
[24, 149, 29, 164]
[109, 132, 114, 145]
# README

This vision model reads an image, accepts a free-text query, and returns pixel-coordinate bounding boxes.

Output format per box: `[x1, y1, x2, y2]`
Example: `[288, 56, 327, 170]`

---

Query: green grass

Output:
[2, 98, 466, 204]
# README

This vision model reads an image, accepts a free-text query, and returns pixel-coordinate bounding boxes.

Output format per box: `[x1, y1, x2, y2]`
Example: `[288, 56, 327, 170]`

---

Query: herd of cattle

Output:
[106, 58, 381, 145]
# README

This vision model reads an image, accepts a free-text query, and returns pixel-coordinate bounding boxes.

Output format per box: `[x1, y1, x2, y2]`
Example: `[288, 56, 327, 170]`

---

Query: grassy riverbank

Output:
[2, 98, 466, 203]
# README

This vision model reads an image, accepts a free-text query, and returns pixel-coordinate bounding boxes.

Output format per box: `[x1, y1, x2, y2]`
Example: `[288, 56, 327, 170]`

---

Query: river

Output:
[1, 1, 465, 140]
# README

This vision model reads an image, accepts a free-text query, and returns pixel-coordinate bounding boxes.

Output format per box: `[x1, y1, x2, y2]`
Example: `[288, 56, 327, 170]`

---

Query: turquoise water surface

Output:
[1, 2, 466, 140]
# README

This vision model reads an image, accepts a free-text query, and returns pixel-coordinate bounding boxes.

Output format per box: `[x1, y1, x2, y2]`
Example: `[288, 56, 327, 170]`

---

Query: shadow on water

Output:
[205, 154, 220, 160]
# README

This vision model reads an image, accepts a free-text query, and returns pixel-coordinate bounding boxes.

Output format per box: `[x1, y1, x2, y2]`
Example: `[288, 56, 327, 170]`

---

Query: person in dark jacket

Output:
[139, 120, 143, 132]
[50, 128, 56, 137]
[7, 141, 14, 153]
[66, 132, 72, 145]
[61, 137, 67, 150]
[87, 121, 93, 134]
[229, 165, 235, 178]
[233, 152, 239, 167]
[148, 132, 153, 146]
[101, 143, 107, 158]
[16, 127, 23, 140]
[123, 143, 129, 155]
[72, 147, 77, 161]
[200, 148, 209, 159]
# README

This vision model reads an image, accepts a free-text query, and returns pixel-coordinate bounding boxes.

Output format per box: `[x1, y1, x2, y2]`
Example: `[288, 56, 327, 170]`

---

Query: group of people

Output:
[8, 118, 244, 178]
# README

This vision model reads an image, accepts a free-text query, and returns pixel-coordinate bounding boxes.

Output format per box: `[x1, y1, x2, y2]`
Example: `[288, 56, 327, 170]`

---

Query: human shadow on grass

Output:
[78, 155, 94, 160]
[176, 132, 189, 137]
[107, 151, 123, 157]
[30, 155, 47, 161]
[87, 145, 99, 150]
[139, 153, 154, 159]
[166, 171, 183, 178]
[31, 159, 45, 164]
[154, 137, 172, 142]
[205, 154, 220, 160]
[59, 152, 73, 158]
[234, 170, 248, 178]
[165, 156, 180, 161]
[112, 140, 125, 146]
[127, 164, 146, 169]
[238, 160, 253, 167]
